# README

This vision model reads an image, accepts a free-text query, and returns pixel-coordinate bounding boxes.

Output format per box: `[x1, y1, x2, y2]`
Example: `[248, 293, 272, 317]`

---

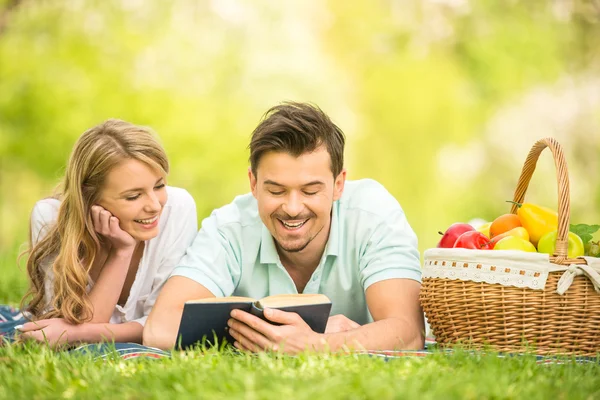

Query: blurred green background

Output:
[1, 0, 599, 304]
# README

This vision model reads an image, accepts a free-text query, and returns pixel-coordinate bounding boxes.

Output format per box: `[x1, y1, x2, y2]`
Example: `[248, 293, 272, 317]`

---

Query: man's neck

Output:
[278, 245, 324, 274]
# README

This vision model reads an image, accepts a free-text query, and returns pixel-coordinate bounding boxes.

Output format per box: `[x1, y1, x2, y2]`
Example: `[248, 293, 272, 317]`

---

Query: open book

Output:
[176, 293, 332, 349]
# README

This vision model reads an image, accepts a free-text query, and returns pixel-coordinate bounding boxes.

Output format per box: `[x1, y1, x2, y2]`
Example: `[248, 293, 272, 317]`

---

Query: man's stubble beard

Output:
[275, 222, 326, 254]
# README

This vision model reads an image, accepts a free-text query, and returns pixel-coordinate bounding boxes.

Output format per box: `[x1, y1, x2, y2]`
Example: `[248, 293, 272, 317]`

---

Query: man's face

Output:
[249, 146, 346, 255]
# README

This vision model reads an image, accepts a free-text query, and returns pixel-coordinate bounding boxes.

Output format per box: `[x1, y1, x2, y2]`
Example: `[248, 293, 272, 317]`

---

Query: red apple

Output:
[437, 223, 475, 248]
[453, 231, 494, 250]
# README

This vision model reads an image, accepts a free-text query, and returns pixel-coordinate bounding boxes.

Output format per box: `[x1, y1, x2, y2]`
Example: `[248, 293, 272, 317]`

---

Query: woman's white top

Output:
[30, 186, 198, 326]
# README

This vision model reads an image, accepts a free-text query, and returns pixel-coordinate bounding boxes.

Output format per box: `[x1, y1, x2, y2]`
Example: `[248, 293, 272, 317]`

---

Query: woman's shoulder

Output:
[155, 186, 197, 241]
[30, 197, 61, 245]
[165, 186, 195, 209]
[31, 197, 61, 223]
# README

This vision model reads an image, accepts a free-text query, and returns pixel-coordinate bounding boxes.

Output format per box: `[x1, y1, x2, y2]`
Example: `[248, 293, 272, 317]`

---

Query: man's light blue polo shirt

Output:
[171, 179, 421, 325]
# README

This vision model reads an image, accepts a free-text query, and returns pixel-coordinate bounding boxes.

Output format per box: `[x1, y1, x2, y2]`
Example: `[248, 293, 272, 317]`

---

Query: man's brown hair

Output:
[249, 102, 345, 177]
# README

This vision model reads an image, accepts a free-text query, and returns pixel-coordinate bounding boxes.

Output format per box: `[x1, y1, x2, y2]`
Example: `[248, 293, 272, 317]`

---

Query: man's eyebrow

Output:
[302, 181, 325, 187]
[119, 177, 164, 195]
[263, 180, 324, 187]
[263, 180, 284, 187]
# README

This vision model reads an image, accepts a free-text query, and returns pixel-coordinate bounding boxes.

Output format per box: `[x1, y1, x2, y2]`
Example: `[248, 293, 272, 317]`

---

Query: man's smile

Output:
[279, 218, 309, 230]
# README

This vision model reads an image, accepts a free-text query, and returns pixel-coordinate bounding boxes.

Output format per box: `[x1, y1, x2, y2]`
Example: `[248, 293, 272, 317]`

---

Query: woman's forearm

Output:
[88, 248, 134, 323]
[77, 321, 144, 344]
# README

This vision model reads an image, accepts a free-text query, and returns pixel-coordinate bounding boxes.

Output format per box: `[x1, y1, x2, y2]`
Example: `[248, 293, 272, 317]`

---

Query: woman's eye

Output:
[125, 195, 140, 201]
[303, 191, 318, 196]
[269, 191, 284, 196]
[155, 183, 166, 190]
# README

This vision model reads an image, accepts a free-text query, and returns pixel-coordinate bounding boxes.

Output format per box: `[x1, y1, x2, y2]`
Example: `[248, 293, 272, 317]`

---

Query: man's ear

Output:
[333, 169, 346, 201]
[248, 167, 258, 198]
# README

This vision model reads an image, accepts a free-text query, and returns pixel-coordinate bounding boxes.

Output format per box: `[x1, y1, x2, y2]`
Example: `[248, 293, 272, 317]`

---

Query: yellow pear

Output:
[476, 222, 492, 239]
[493, 236, 537, 252]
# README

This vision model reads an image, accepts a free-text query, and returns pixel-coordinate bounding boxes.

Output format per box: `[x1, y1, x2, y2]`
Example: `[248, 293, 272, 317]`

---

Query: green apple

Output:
[493, 236, 537, 252]
[537, 230, 585, 258]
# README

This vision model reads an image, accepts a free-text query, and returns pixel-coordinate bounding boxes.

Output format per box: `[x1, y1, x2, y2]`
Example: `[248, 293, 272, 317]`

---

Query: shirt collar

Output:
[323, 200, 340, 257]
[260, 224, 280, 264]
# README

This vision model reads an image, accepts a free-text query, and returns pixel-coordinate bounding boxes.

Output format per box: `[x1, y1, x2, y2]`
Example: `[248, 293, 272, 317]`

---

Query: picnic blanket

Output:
[0, 306, 170, 360]
[2, 307, 597, 363]
[0, 305, 27, 341]
[70, 343, 170, 360]
[68, 339, 600, 364]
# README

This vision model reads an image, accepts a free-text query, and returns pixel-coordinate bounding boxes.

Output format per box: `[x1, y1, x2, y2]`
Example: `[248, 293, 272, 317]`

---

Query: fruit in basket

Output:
[588, 242, 600, 257]
[489, 226, 529, 245]
[489, 214, 522, 238]
[537, 230, 585, 258]
[507, 201, 558, 246]
[453, 231, 494, 250]
[437, 223, 475, 248]
[570, 223, 600, 256]
[584, 227, 600, 257]
[585, 241, 595, 256]
[493, 236, 537, 252]
[476, 222, 492, 238]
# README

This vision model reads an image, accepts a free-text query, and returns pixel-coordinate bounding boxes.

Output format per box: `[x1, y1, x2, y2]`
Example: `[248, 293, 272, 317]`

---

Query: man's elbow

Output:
[392, 316, 425, 350]
[404, 329, 425, 350]
[406, 314, 426, 350]
[142, 320, 175, 350]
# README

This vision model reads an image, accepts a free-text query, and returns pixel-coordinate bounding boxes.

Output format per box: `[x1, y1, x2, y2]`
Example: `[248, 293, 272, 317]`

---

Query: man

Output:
[144, 102, 424, 353]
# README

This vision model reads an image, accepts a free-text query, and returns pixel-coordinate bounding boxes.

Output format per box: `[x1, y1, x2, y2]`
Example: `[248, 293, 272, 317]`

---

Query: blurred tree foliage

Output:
[324, 0, 600, 244]
[1, 1, 599, 293]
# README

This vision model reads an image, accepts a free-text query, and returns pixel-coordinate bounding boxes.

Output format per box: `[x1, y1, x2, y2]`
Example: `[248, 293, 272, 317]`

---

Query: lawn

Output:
[1, 251, 599, 399]
[0, 343, 599, 399]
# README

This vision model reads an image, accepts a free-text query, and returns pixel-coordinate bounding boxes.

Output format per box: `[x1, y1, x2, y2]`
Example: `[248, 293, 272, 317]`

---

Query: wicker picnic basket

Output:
[420, 137, 600, 356]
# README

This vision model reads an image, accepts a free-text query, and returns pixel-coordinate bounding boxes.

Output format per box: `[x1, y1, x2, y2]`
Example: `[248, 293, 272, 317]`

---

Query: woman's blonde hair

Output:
[21, 119, 169, 324]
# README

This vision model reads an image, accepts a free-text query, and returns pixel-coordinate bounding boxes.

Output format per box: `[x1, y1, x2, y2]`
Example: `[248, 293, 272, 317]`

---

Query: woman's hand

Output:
[91, 205, 136, 253]
[17, 318, 82, 348]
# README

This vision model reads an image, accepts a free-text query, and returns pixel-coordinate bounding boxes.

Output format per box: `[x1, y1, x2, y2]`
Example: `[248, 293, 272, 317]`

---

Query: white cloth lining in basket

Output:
[422, 248, 600, 294]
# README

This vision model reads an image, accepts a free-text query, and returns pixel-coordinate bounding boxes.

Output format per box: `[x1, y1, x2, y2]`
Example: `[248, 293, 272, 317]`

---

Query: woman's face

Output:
[97, 159, 168, 242]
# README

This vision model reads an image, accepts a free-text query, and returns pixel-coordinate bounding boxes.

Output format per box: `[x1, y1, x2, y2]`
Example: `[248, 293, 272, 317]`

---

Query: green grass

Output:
[1, 248, 599, 399]
[0, 245, 29, 306]
[0, 344, 599, 399]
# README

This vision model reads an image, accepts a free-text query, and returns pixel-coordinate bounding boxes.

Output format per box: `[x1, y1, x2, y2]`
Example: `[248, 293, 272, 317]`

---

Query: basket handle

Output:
[509, 137, 571, 264]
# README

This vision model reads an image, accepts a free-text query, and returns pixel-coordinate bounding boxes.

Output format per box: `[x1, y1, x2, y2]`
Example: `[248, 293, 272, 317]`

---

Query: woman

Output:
[0, 119, 197, 348]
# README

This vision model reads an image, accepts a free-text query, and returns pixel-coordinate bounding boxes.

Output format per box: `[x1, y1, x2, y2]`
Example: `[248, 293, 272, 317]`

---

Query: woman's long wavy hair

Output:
[21, 119, 169, 324]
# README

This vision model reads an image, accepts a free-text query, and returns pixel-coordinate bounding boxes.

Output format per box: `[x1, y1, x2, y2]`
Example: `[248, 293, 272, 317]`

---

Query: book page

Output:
[257, 293, 331, 308]
[186, 296, 255, 304]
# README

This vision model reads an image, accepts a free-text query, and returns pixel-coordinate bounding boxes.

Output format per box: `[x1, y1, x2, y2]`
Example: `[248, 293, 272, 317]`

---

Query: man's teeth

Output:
[135, 215, 158, 224]
[282, 220, 307, 228]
